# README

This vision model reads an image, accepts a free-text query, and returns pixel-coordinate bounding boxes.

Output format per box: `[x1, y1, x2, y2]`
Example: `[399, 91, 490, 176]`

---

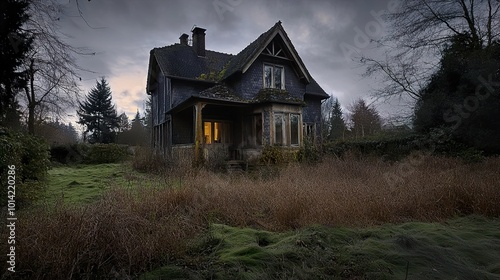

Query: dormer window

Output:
[264, 64, 285, 89]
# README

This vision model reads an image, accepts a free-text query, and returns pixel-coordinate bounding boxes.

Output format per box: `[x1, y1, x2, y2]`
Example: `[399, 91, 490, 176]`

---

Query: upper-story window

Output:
[264, 64, 284, 89]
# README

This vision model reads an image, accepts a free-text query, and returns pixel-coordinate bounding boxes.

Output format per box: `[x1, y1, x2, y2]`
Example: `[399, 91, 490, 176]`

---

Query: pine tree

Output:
[349, 99, 381, 139]
[131, 110, 143, 130]
[143, 96, 152, 146]
[0, 0, 32, 126]
[117, 112, 130, 132]
[77, 78, 119, 143]
[327, 98, 346, 141]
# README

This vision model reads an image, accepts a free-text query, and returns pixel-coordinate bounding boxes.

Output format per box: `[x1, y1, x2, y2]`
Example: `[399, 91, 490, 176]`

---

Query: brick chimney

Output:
[191, 27, 206, 57]
[179, 33, 189, 45]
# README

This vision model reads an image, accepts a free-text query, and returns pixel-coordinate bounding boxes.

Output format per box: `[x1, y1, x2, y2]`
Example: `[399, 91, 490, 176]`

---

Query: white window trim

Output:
[263, 63, 285, 90]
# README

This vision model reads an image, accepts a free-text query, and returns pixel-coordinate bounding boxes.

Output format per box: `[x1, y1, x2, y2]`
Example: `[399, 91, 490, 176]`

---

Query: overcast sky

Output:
[57, 0, 410, 124]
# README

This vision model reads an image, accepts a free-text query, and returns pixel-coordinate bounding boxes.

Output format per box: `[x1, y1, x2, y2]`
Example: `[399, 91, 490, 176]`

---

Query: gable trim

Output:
[241, 28, 310, 83]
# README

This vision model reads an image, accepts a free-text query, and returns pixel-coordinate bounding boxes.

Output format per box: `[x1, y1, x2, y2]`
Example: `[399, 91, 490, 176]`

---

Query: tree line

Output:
[322, 97, 384, 142]
[77, 77, 151, 145]
[0, 0, 150, 146]
[362, 0, 500, 154]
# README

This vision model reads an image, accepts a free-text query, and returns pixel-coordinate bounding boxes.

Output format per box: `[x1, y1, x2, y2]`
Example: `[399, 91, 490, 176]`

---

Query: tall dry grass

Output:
[184, 153, 500, 229]
[3, 154, 500, 279]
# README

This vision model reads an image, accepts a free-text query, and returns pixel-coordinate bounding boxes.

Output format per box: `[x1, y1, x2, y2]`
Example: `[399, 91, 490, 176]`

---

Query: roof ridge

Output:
[205, 49, 234, 57]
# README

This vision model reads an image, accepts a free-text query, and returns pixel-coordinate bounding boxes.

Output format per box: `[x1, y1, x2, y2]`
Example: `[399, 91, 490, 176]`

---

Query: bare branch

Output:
[361, 0, 500, 103]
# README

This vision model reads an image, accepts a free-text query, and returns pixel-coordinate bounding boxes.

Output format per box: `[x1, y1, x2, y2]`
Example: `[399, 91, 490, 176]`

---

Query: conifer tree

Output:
[327, 98, 347, 141]
[117, 112, 130, 132]
[349, 99, 382, 139]
[0, 0, 32, 126]
[77, 78, 119, 143]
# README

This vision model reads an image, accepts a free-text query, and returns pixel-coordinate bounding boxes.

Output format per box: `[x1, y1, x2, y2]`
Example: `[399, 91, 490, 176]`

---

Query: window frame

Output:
[263, 63, 285, 90]
[203, 120, 232, 144]
[273, 112, 301, 147]
[290, 114, 300, 146]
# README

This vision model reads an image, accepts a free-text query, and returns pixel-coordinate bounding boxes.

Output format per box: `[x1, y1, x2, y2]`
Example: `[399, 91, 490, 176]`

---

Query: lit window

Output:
[204, 122, 212, 144]
[264, 64, 285, 89]
[204, 121, 231, 144]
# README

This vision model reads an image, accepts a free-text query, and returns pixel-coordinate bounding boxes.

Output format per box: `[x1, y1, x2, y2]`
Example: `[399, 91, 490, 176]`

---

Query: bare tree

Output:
[21, 0, 94, 134]
[363, 0, 500, 101]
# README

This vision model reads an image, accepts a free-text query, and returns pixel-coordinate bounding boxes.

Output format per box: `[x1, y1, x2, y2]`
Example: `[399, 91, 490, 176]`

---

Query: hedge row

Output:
[0, 128, 50, 207]
[323, 129, 485, 162]
[50, 143, 130, 164]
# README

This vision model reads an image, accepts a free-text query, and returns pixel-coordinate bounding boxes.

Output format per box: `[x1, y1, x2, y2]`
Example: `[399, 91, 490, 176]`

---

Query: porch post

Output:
[194, 102, 205, 164]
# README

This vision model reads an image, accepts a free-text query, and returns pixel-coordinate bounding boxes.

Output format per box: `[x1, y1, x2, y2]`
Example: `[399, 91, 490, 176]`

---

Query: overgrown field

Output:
[1, 154, 500, 279]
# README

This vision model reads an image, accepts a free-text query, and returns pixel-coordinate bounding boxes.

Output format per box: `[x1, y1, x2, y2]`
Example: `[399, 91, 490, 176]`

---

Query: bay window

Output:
[273, 113, 300, 146]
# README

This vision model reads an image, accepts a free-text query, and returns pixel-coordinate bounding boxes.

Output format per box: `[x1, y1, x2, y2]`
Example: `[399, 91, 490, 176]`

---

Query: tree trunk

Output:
[27, 59, 36, 135]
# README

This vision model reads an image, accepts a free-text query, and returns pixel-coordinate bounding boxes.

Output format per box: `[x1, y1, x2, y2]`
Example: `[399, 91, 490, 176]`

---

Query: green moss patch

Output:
[143, 216, 500, 279]
[42, 163, 126, 204]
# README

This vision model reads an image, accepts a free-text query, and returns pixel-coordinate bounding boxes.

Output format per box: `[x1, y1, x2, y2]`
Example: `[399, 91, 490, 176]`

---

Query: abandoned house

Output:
[146, 21, 329, 164]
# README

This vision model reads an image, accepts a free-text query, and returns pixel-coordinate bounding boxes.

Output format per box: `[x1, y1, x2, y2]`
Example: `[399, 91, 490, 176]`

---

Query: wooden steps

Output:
[226, 160, 247, 172]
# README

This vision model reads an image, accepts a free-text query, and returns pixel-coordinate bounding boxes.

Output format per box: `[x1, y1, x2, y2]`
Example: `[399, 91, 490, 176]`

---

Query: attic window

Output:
[264, 41, 287, 58]
[264, 64, 285, 89]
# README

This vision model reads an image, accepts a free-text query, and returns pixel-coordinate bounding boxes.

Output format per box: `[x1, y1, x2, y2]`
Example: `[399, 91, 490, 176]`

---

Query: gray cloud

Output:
[58, 0, 403, 120]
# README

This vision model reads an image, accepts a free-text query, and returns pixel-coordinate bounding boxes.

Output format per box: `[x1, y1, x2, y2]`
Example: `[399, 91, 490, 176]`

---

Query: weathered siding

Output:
[172, 108, 194, 144]
[231, 55, 307, 100]
[303, 95, 323, 138]
[157, 73, 165, 124]
[171, 80, 212, 107]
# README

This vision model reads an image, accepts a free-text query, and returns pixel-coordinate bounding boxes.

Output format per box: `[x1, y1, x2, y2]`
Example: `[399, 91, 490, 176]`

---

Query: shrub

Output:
[50, 144, 89, 164]
[260, 145, 299, 165]
[0, 128, 50, 206]
[297, 137, 320, 163]
[85, 143, 129, 164]
[132, 146, 172, 174]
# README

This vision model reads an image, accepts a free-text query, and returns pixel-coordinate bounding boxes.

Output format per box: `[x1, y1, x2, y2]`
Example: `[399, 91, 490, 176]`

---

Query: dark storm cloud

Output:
[59, 0, 402, 120]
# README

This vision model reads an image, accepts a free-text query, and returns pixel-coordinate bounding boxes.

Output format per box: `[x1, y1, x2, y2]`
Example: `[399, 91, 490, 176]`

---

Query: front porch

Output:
[156, 97, 305, 166]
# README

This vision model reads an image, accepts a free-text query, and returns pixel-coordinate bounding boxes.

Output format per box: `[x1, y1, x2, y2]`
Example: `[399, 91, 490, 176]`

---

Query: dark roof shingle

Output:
[148, 22, 328, 99]
[306, 78, 329, 98]
[152, 44, 232, 79]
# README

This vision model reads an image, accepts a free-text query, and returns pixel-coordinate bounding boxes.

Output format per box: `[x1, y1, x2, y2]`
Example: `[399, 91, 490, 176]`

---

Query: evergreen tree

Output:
[131, 110, 143, 130]
[77, 78, 119, 143]
[143, 95, 152, 145]
[349, 99, 382, 138]
[128, 109, 146, 145]
[35, 120, 78, 145]
[414, 36, 500, 153]
[116, 110, 147, 146]
[327, 98, 346, 141]
[117, 112, 130, 132]
[0, 0, 32, 126]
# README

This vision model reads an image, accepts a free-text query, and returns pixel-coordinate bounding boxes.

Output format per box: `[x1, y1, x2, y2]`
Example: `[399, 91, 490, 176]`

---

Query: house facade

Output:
[146, 21, 329, 163]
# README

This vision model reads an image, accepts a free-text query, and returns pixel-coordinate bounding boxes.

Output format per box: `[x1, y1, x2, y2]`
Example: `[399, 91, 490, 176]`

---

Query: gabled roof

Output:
[156, 45, 231, 79]
[147, 21, 328, 99]
[221, 21, 311, 82]
[146, 44, 232, 92]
